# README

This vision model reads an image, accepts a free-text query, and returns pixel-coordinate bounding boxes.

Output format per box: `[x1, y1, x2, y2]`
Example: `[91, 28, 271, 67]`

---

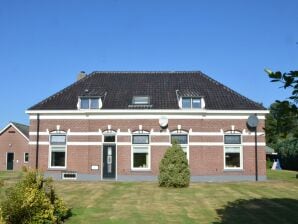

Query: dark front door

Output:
[103, 145, 116, 179]
[7, 152, 14, 170]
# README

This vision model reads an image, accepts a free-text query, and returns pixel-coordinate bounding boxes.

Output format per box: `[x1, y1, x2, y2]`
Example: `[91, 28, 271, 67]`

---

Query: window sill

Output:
[48, 167, 67, 171]
[223, 168, 244, 172]
[131, 168, 151, 172]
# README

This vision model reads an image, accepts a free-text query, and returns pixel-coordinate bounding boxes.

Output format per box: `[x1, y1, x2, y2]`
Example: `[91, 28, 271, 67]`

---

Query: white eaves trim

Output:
[0, 122, 29, 141]
[26, 109, 269, 115]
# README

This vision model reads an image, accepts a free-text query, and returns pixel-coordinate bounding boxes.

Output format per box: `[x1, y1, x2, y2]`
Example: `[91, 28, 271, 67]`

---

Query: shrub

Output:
[266, 159, 273, 169]
[21, 165, 28, 173]
[158, 141, 190, 187]
[0, 170, 70, 224]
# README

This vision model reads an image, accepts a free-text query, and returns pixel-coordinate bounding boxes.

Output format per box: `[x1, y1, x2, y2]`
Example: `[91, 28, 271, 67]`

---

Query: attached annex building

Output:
[27, 71, 268, 181]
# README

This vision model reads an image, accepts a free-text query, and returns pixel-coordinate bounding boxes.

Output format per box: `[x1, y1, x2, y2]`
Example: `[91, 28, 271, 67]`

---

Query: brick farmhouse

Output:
[0, 122, 29, 171]
[26, 71, 268, 181]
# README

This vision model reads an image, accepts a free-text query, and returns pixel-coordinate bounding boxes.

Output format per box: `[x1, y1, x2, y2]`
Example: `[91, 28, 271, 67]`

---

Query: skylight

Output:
[132, 96, 150, 105]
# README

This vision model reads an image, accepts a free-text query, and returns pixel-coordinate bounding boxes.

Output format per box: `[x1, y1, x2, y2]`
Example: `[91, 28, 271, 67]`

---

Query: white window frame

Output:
[223, 134, 243, 170]
[171, 133, 189, 161]
[48, 134, 67, 169]
[179, 97, 205, 109]
[131, 133, 151, 171]
[24, 152, 29, 163]
[78, 97, 102, 110]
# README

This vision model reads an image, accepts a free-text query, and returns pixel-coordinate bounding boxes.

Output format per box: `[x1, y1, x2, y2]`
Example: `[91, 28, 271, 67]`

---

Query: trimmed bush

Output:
[158, 141, 190, 187]
[0, 170, 70, 223]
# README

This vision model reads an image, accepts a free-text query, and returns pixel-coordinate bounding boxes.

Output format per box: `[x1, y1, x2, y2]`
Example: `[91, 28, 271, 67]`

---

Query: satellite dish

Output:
[247, 115, 259, 128]
[159, 116, 168, 128]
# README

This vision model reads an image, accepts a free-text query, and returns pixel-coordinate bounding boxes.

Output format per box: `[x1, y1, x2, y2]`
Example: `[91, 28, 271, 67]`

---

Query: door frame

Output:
[101, 144, 117, 180]
[6, 152, 14, 170]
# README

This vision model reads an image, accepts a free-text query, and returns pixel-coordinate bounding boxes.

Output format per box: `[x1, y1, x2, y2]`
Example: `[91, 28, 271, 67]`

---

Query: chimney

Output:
[77, 71, 86, 81]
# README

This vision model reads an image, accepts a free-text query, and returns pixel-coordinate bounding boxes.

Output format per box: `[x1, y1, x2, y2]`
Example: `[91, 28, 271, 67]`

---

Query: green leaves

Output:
[265, 69, 298, 104]
[0, 170, 70, 223]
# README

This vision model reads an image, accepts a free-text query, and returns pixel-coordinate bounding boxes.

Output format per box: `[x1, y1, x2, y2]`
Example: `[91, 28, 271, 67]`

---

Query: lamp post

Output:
[247, 114, 259, 181]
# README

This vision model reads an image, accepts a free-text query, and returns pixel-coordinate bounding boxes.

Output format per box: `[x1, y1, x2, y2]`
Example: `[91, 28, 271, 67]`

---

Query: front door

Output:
[7, 152, 14, 170]
[102, 145, 116, 179]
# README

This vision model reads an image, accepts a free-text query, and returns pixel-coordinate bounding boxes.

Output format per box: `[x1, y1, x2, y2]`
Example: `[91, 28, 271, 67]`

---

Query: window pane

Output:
[90, 98, 99, 109]
[182, 98, 191, 108]
[132, 135, 149, 144]
[24, 153, 29, 162]
[224, 135, 241, 144]
[104, 135, 115, 142]
[192, 98, 201, 108]
[133, 96, 149, 105]
[50, 135, 66, 145]
[80, 98, 89, 109]
[225, 152, 240, 168]
[51, 151, 65, 167]
[171, 135, 188, 144]
[133, 153, 148, 168]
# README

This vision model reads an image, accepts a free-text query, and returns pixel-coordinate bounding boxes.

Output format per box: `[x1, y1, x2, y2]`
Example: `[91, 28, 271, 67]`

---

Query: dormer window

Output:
[132, 96, 150, 105]
[181, 97, 202, 109]
[79, 97, 102, 109]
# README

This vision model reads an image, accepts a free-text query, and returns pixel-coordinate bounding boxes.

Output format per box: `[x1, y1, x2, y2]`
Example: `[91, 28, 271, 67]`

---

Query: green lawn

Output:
[1, 170, 298, 224]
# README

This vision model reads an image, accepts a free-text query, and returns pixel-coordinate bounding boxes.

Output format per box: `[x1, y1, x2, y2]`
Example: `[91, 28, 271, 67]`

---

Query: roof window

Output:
[78, 97, 102, 109]
[132, 96, 150, 105]
[181, 97, 203, 109]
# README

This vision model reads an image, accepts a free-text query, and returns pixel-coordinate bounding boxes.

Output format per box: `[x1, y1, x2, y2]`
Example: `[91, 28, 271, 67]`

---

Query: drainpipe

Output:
[35, 113, 40, 169]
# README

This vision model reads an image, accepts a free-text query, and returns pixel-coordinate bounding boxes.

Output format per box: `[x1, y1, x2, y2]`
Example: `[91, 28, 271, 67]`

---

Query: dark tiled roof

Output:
[29, 71, 265, 110]
[11, 122, 29, 138]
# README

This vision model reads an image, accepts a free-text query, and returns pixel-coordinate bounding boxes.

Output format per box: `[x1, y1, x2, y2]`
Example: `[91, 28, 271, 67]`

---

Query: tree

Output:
[265, 101, 298, 144]
[265, 69, 298, 171]
[158, 141, 190, 188]
[265, 69, 298, 105]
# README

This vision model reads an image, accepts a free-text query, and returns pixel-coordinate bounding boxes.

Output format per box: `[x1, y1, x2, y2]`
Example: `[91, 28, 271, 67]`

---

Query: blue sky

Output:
[0, 0, 297, 128]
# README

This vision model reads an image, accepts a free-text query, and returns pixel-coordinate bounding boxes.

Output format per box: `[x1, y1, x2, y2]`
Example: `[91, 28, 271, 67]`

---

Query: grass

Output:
[0, 170, 298, 223]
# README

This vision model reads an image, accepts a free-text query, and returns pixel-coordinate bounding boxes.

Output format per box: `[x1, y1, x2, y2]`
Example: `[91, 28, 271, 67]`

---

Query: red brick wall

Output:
[29, 118, 266, 177]
[0, 125, 29, 171]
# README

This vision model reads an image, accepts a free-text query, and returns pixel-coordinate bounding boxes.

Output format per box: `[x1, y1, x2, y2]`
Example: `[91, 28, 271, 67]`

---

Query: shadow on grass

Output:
[214, 198, 298, 224]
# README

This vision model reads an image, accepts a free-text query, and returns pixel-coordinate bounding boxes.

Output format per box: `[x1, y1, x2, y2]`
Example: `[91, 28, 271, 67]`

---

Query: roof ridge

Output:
[91, 71, 201, 74]
[11, 121, 29, 127]
[197, 71, 264, 108]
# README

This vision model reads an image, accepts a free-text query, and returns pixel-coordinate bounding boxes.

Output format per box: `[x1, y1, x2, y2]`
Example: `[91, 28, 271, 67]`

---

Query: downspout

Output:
[35, 113, 40, 169]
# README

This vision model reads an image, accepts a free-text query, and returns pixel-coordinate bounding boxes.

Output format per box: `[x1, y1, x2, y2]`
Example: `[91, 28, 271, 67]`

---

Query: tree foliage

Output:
[158, 141, 190, 188]
[265, 69, 298, 170]
[0, 170, 70, 224]
[265, 69, 298, 104]
[265, 101, 298, 144]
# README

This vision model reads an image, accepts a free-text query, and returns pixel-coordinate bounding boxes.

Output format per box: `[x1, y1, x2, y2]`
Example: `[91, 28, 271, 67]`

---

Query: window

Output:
[224, 135, 242, 169]
[50, 135, 66, 145]
[132, 135, 150, 170]
[24, 152, 29, 163]
[49, 134, 66, 168]
[224, 135, 241, 144]
[181, 97, 202, 109]
[104, 135, 116, 143]
[171, 134, 189, 160]
[79, 97, 101, 109]
[171, 135, 188, 144]
[132, 135, 149, 144]
[132, 96, 150, 105]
